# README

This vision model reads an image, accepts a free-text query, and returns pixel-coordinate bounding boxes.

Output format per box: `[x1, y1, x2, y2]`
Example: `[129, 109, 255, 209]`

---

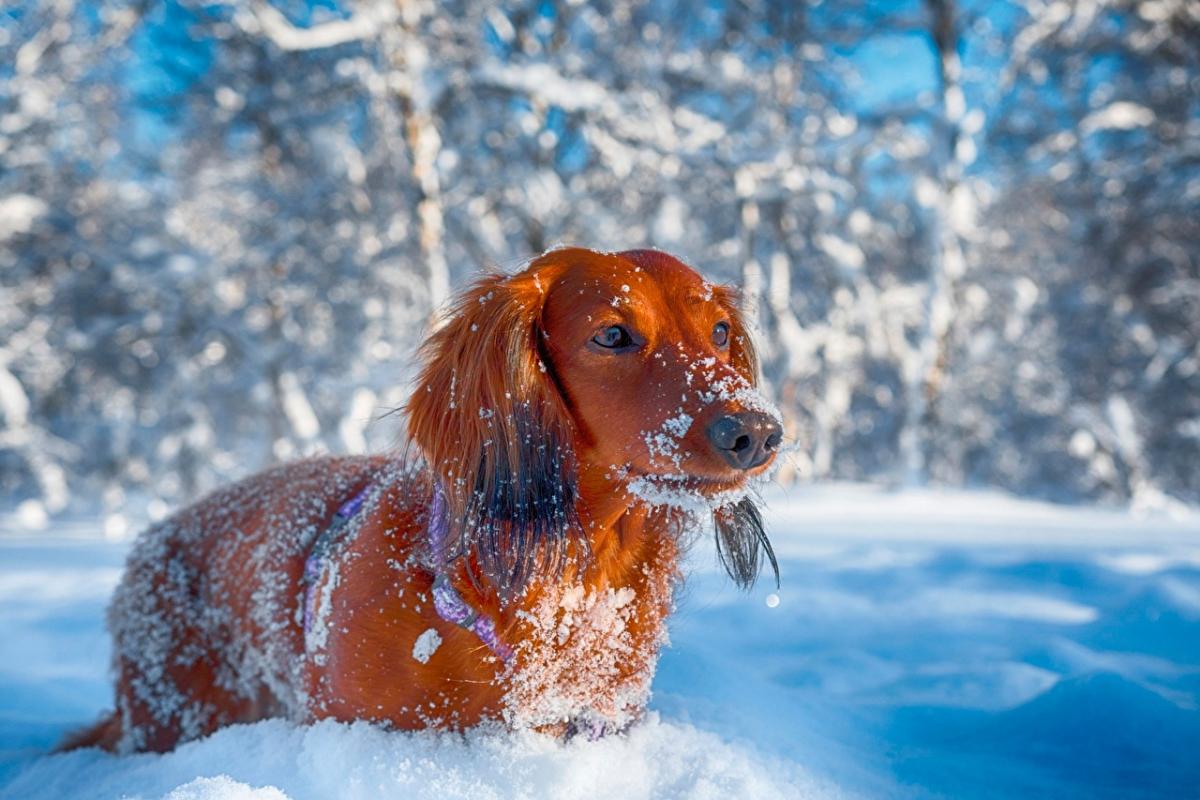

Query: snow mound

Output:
[4, 486, 1198, 799]
[163, 777, 287, 800]
[1, 715, 843, 800]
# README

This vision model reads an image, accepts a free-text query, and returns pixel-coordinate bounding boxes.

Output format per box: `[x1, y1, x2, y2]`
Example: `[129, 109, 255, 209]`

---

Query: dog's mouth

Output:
[620, 469, 761, 513]
[632, 471, 743, 491]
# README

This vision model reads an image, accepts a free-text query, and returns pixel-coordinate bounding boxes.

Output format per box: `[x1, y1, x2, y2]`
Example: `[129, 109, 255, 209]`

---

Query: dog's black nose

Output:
[706, 412, 782, 470]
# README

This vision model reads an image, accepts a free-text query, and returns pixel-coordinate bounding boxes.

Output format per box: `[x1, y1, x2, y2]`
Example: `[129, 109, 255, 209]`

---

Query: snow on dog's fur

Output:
[63, 247, 781, 753]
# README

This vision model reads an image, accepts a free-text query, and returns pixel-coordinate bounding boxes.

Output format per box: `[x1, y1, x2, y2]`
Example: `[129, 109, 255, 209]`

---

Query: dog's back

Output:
[67, 455, 390, 753]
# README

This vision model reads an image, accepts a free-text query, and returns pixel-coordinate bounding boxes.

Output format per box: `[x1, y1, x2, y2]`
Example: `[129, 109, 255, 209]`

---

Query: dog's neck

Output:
[438, 463, 678, 614]
[568, 462, 681, 589]
[575, 463, 642, 531]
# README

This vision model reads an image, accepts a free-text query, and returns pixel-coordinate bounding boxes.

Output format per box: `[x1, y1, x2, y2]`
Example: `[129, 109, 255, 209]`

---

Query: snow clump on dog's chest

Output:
[502, 582, 666, 734]
[411, 628, 442, 664]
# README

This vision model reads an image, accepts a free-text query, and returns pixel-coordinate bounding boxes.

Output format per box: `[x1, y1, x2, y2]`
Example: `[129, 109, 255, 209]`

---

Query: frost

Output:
[338, 388, 377, 454]
[480, 63, 609, 114]
[239, 2, 397, 52]
[15, 498, 48, 530]
[653, 196, 686, 243]
[0, 363, 30, 426]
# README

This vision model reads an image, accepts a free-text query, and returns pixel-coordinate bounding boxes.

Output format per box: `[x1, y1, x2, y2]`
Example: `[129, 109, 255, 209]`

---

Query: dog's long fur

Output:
[64, 247, 780, 753]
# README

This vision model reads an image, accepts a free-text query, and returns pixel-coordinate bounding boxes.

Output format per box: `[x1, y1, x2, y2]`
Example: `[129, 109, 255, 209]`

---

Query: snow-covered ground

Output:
[2, 485, 1198, 799]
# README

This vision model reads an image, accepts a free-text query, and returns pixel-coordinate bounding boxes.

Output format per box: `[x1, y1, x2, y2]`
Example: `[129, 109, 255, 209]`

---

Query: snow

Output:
[479, 63, 610, 114]
[0, 365, 30, 428]
[815, 234, 865, 272]
[1080, 101, 1155, 134]
[503, 582, 665, 735]
[2, 486, 1199, 799]
[235, 2, 397, 54]
[278, 372, 320, 441]
[1, 717, 836, 800]
[0, 194, 48, 241]
[411, 628, 442, 664]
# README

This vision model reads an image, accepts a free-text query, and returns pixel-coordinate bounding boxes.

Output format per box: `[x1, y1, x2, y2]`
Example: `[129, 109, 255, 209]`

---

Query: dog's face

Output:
[409, 246, 779, 592]
[539, 249, 782, 501]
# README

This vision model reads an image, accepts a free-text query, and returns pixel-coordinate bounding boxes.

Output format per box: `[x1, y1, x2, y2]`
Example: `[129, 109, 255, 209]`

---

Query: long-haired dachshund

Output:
[65, 247, 782, 753]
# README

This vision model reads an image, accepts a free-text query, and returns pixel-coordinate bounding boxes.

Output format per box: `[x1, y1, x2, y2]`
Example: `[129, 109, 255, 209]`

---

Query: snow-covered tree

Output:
[2, 0, 1197, 527]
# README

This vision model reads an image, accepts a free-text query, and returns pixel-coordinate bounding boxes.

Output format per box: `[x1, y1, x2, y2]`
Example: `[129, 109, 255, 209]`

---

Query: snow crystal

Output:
[411, 628, 442, 664]
[660, 412, 692, 439]
[701, 374, 782, 424]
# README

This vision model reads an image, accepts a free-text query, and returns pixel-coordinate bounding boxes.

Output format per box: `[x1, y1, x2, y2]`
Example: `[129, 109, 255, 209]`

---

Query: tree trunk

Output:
[900, 0, 972, 486]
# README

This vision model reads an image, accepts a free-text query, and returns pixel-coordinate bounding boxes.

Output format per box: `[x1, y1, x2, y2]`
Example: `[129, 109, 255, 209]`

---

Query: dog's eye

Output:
[713, 322, 730, 348]
[592, 325, 634, 350]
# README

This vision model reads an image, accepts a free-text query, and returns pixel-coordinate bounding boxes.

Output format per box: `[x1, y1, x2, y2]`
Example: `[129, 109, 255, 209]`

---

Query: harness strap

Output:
[301, 479, 513, 665]
[428, 482, 515, 663]
[302, 484, 372, 640]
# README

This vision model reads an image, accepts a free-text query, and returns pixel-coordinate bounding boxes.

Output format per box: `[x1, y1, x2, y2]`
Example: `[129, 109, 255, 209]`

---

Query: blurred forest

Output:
[1, 0, 1198, 530]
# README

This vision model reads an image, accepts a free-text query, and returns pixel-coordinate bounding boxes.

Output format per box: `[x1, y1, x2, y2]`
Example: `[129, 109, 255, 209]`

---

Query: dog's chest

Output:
[500, 573, 674, 733]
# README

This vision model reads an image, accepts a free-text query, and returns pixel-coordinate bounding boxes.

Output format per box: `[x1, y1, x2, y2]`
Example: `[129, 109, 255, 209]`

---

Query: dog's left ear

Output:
[407, 268, 580, 597]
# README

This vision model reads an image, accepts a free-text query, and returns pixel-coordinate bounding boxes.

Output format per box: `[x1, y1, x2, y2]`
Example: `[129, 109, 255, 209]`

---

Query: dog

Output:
[63, 246, 782, 753]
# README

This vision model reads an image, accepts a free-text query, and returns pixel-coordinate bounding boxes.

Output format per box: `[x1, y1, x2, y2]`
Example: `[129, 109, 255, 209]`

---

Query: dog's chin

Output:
[623, 465, 779, 589]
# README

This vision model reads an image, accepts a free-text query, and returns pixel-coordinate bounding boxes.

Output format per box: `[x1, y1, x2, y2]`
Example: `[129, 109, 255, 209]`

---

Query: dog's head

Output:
[408, 247, 780, 595]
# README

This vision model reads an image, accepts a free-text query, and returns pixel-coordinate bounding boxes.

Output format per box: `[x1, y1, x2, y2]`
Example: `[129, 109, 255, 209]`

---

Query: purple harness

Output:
[427, 483, 514, 662]
[301, 480, 513, 664]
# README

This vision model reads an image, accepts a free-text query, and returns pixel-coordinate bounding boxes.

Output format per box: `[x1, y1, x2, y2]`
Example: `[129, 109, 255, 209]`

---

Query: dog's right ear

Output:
[407, 269, 581, 597]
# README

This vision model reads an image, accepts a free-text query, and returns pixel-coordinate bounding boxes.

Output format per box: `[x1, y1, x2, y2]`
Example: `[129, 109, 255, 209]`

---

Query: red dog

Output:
[66, 247, 781, 752]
